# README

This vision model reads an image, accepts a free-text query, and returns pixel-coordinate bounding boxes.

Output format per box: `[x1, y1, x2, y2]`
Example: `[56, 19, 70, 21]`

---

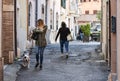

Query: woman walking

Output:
[79, 27, 84, 41]
[32, 19, 47, 70]
[55, 22, 71, 58]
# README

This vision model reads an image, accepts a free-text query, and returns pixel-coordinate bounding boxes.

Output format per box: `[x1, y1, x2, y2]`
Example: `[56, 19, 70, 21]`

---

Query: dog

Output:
[21, 51, 30, 69]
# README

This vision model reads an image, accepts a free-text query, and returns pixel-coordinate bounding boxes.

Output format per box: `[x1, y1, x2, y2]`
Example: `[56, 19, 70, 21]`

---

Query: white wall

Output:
[101, 0, 107, 59]
[54, 0, 61, 30]
[69, 17, 76, 39]
[0, 0, 2, 57]
[37, 0, 45, 20]
[66, 0, 79, 40]
[45, 0, 61, 43]
[16, 0, 28, 52]
[29, 0, 36, 28]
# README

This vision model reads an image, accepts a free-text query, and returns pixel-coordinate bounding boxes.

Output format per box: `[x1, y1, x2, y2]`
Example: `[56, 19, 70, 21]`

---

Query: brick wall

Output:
[0, 57, 4, 81]
[2, 0, 14, 64]
[3, 0, 14, 4]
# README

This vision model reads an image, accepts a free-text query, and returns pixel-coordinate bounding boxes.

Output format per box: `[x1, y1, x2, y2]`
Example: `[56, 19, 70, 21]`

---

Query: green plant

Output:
[96, 11, 101, 20]
[80, 24, 90, 37]
[84, 24, 90, 36]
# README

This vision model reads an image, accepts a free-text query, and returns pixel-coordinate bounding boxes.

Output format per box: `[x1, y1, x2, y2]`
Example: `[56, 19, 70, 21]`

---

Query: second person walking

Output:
[55, 22, 71, 58]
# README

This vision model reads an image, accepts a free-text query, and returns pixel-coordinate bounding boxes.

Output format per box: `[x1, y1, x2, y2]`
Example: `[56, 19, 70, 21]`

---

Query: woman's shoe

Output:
[66, 55, 69, 59]
[35, 63, 39, 68]
[60, 53, 64, 58]
[39, 64, 42, 70]
[66, 53, 69, 59]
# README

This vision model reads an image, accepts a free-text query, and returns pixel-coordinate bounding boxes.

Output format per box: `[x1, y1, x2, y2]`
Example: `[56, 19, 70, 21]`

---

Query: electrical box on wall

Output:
[111, 16, 116, 33]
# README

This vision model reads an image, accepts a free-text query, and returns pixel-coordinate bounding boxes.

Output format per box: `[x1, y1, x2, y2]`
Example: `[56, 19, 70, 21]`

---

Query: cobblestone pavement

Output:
[16, 41, 109, 81]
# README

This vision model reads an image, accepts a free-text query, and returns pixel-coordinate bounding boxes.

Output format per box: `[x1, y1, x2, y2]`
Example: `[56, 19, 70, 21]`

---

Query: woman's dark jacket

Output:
[33, 26, 47, 47]
[55, 27, 70, 41]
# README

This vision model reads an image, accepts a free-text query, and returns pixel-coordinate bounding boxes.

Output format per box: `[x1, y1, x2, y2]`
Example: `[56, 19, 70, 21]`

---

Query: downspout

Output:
[101, 0, 103, 52]
[109, 0, 111, 69]
[14, 0, 17, 57]
[53, 0, 55, 30]
[0, 0, 2, 58]
[45, 0, 48, 24]
[35, 0, 38, 26]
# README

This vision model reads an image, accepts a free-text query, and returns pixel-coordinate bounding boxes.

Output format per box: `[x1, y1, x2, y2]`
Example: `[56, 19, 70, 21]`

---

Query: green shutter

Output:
[61, 0, 66, 9]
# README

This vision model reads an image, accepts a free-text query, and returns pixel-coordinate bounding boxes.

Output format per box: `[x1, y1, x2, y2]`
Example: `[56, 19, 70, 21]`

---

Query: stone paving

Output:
[16, 41, 109, 81]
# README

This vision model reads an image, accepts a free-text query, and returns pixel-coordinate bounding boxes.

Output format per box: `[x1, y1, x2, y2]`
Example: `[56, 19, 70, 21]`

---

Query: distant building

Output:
[77, 0, 101, 27]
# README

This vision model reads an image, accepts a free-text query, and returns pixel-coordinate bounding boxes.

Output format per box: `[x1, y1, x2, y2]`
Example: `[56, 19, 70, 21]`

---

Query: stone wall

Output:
[2, 0, 14, 64]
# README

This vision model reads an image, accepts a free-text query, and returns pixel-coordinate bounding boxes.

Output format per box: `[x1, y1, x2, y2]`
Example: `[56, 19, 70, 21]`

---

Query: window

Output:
[28, 3, 32, 26]
[85, 10, 89, 14]
[42, 4, 44, 14]
[80, 0, 91, 2]
[56, 12, 58, 30]
[61, 0, 66, 9]
[93, 10, 97, 14]
[80, 0, 82, 2]
[50, 9, 53, 29]
[74, 17, 76, 23]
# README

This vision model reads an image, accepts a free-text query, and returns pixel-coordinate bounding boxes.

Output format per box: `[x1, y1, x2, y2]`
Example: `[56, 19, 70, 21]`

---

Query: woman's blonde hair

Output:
[37, 19, 44, 26]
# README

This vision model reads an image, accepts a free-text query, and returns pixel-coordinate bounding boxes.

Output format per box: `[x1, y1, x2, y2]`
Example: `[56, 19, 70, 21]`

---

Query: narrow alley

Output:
[16, 41, 109, 81]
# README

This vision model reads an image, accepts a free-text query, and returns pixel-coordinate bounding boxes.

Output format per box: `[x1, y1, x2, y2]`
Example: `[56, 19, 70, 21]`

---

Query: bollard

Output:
[17, 48, 21, 58]
[108, 73, 117, 81]
[9, 51, 14, 64]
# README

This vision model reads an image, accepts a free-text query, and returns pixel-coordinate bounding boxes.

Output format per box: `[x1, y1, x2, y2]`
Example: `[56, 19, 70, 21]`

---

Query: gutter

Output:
[109, 0, 111, 69]
[14, 0, 17, 57]
[35, 0, 38, 26]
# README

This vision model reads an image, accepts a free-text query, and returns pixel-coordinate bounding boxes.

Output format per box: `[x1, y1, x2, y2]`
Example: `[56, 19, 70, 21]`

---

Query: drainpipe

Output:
[101, 0, 103, 51]
[109, 0, 111, 69]
[14, 0, 17, 57]
[0, 0, 2, 58]
[45, 0, 48, 24]
[35, 0, 38, 26]
[53, 0, 55, 30]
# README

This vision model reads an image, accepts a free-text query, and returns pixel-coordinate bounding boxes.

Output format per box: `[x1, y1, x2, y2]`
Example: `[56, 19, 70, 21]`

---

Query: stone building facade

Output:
[102, 0, 120, 81]
[2, 0, 15, 64]
[77, 0, 101, 27]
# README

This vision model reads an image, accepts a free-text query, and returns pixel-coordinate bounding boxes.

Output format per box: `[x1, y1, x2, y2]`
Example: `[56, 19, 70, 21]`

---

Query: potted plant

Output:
[80, 24, 90, 42]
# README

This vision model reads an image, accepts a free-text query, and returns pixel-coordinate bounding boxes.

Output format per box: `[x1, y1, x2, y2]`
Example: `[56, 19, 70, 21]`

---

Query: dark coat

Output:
[33, 26, 47, 47]
[55, 27, 70, 41]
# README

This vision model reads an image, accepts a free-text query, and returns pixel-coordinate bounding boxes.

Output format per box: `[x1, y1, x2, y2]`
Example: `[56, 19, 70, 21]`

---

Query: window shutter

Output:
[61, 0, 66, 9]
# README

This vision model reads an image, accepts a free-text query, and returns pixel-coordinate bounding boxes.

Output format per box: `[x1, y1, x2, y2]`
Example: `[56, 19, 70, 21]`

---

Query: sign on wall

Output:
[111, 16, 116, 33]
